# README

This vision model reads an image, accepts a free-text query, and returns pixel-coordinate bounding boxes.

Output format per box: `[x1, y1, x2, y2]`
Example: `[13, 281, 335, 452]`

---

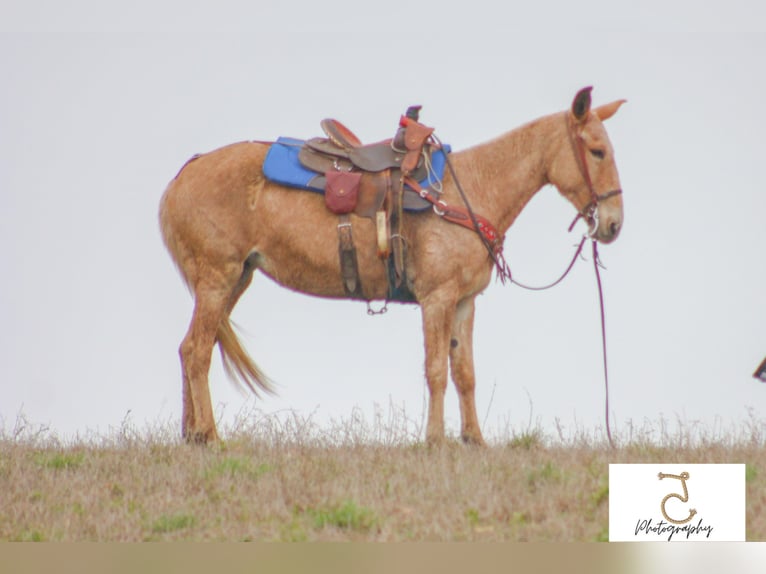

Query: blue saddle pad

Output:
[262, 136, 451, 211]
[262, 137, 318, 190]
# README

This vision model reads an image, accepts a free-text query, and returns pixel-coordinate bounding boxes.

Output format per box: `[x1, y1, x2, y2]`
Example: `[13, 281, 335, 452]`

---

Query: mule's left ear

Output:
[594, 99, 627, 121]
[571, 86, 593, 123]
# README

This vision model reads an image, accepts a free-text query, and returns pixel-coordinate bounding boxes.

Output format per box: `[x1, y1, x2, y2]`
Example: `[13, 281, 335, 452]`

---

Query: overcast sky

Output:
[1, 1, 764, 442]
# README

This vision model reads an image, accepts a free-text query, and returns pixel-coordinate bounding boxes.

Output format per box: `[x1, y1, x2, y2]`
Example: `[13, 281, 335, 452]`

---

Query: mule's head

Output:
[548, 87, 626, 243]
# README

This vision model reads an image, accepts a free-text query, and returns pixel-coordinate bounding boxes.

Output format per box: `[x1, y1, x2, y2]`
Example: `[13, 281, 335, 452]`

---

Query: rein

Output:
[591, 239, 614, 449]
[506, 231, 615, 450]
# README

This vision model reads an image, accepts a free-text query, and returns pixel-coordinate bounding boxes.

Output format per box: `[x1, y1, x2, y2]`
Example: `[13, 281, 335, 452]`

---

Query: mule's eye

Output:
[590, 149, 605, 160]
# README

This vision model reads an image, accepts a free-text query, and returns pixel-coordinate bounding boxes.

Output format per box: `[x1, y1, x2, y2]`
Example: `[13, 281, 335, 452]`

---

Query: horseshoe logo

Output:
[658, 471, 698, 524]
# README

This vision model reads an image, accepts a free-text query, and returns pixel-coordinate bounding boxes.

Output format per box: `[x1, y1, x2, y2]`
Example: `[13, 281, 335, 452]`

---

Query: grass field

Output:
[1, 407, 764, 542]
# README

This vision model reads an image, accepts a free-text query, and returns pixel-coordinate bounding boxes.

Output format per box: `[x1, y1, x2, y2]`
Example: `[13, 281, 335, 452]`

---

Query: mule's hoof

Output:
[425, 433, 447, 450]
[461, 433, 487, 447]
[183, 428, 219, 445]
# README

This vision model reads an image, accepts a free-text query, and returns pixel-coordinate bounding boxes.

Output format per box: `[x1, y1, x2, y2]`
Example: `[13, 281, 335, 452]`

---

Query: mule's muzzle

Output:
[592, 211, 622, 244]
[586, 188, 623, 244]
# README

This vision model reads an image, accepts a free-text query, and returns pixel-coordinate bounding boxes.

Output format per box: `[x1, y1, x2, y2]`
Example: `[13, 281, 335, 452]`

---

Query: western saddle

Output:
[297, 106, 437, 301]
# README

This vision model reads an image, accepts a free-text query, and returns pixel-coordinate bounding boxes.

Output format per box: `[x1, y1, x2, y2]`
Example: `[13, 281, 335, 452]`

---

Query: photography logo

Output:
[658, 471, 697, 525]
[609, 464, 745, 542]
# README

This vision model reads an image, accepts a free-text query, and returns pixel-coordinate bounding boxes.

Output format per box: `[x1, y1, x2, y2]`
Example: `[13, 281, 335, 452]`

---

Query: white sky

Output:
[1, 1, 764, 442]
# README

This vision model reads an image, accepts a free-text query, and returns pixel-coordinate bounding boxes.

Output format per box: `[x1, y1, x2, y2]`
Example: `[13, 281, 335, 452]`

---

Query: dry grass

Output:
[1, 407, 764, 542]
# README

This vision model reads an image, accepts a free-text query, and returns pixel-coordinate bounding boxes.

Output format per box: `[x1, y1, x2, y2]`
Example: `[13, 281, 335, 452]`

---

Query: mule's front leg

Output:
[449, 296, 485, 446]
[420, 294, 456, 446]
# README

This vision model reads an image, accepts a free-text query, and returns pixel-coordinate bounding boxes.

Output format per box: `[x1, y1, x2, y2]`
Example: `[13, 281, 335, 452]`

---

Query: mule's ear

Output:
[571, 86, 593, 123]
[594, 99, 627, 121]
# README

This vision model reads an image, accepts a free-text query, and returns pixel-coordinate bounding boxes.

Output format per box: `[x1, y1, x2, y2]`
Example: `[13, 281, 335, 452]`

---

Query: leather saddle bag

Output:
[324, 171, 361, 214]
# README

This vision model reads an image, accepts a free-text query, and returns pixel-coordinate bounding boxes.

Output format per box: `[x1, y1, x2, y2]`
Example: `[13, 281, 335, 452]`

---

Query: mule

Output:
[159, 87, 626, 445]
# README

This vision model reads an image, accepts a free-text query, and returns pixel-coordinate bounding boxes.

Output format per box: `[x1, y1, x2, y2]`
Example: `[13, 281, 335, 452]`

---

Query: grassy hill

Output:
[1, 408, 764, 542]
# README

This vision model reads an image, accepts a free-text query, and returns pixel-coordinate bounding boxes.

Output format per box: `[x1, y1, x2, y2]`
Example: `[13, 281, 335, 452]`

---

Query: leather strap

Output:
[390, 171, 406, 286]
[565, 114, 622, 219]
[404, 177, 503, 252]
[337, 215, 364, 298]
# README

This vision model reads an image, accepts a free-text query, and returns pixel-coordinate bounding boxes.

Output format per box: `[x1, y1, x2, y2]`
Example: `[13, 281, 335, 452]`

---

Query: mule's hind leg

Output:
[180, 264, 243, 443]
[448, 296, 486, 446]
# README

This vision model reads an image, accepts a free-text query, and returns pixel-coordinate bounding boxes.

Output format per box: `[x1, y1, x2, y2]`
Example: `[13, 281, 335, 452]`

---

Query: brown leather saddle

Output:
[296, 108, 436, 301]
[299, 117, 434, 216]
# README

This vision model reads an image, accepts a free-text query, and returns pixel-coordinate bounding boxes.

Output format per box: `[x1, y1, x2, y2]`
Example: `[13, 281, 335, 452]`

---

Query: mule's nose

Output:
[603, 217, 622, 243]
[598, 214, 622, 243]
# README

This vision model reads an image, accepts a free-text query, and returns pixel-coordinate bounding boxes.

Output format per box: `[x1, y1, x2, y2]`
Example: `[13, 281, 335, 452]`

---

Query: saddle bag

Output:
[324, 171, 361, 214]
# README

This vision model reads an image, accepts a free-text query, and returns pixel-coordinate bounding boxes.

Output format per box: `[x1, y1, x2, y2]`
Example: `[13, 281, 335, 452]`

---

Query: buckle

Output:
[433, 200, 448, 217]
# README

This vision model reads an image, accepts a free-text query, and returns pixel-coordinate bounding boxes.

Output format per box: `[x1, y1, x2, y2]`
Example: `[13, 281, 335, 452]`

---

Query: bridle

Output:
[561, 111, 621, 448]
[565, 113, 623, 236]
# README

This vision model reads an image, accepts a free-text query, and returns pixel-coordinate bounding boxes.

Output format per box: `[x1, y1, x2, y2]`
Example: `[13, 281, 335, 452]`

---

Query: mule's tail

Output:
[217, 319, 276, 398]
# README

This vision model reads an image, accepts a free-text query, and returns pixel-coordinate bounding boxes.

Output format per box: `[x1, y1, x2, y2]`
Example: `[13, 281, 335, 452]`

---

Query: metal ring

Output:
[366, 301, 388, 315]
[586, 204, 600, 238]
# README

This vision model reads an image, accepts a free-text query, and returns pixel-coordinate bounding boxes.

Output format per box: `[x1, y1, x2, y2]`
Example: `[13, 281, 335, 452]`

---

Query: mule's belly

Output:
[251, 189, 392, 300]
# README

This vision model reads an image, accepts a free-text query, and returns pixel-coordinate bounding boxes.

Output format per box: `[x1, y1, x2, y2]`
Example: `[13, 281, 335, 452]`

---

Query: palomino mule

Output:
[159, 87, 626, 445]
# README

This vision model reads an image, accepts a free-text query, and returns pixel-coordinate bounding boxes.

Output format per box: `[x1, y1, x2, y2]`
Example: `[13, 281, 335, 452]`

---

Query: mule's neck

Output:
[448, 112, 564, 234]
